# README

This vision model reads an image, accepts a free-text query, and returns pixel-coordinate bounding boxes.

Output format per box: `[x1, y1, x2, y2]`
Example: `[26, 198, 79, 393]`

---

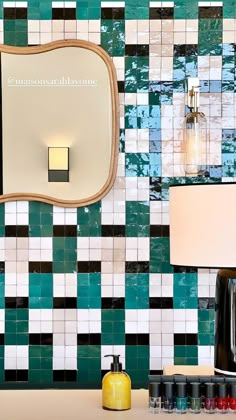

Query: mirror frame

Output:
[0, 40, 119, 207]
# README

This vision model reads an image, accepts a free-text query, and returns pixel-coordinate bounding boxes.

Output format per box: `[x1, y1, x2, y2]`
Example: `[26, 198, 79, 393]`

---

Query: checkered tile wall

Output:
[0, 0, 234, 388]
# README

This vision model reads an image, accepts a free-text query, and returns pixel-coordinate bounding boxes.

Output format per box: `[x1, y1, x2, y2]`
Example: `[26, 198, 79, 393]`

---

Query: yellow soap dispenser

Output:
[102, 354, 131, 411]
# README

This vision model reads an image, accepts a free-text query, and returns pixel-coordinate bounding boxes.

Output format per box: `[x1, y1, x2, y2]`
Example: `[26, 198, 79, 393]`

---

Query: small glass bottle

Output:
[217, 383, 228, 414]
[149, 382, 161, 414]
[163, 382, 175, 413]
[204, 383, 216, 414]
[189, 382, 201, 414]
[229, 383, 236, 412]
[176, 382, 187, 414]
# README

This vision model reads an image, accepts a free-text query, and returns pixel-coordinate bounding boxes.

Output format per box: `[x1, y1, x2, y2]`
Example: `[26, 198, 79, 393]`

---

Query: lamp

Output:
[184, 78, 209, 177]
[48, 147, 69, 182]
[169, 183, 236, 375]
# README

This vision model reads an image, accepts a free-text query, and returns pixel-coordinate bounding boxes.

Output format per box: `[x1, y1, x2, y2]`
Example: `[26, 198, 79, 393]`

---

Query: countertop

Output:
[1, 389, 236, 419]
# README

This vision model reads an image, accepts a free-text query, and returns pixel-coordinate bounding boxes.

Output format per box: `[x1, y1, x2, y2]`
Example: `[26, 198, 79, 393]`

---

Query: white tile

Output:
[17, 346, 28, 358]
[65, 358, 77, 370]
[5, 346, 17, 358]
[53, 358, 65, 369]
[101, 2, 125, 6]
[150, 346, 161, 358]
[65, 333, 77, 345]
[5, 358, 17, 369]
[17, 358, 28, 369]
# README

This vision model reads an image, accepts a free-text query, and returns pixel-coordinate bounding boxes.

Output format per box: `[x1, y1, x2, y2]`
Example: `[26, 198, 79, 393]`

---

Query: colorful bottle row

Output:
[149, 382, 236, 414]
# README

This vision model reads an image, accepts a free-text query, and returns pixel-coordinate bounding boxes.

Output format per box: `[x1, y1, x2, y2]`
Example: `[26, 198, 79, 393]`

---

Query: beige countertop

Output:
[1, 389, 236, 419]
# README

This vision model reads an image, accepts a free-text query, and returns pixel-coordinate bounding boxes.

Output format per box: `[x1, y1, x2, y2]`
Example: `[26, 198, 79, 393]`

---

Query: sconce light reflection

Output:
[48, 147, 69, 182]
[184, 78, 209, 177]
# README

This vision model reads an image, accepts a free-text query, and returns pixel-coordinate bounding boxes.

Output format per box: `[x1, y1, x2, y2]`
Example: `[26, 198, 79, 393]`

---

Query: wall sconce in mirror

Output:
[0, 40, 119, 207]
[48, 147, 69, 182]
[184, 77, 209, 177]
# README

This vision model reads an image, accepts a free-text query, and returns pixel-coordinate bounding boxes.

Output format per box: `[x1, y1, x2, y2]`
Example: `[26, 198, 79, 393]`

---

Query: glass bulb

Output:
[184, 111, 208, 177]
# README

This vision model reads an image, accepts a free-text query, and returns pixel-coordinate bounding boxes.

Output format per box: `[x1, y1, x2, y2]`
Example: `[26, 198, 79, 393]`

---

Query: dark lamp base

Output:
[215, 269, 236, 375]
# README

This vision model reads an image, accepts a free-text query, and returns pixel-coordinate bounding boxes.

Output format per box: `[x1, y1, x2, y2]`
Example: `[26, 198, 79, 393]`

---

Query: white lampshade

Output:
[169, 183, 236, 268]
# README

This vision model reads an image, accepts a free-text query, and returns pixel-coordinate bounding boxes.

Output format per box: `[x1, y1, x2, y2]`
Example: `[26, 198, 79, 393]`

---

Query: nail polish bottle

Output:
[204, 383, 216, 414]
[163, 382, 175, 413]
[189, 382, 201, 414]
[149, 382, 161, 414]
[229, 383, 236, 412]
[217, 383, 228, 413]
[176, 383, 187, 414]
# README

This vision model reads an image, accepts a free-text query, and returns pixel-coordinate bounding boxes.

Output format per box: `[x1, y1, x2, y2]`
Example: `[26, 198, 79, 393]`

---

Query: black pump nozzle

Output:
[104, 354, 122, 372]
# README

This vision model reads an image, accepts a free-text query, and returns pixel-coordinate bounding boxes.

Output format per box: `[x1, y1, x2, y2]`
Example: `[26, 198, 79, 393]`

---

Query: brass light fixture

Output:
[184, 78, 209, 177]
[48, 147, 69, 182]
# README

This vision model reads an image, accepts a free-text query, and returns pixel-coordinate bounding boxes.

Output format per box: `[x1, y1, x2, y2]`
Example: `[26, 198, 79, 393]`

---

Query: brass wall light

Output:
[184, 78, 209, 177]
[48, 147, 69, 182]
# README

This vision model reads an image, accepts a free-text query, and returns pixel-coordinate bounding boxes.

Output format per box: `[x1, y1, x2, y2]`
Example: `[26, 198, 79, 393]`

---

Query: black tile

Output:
[125, 44, 149, 56]
[53, 225, 77, 237]
[125, 334, 149, 345]
[125, 262, 149, 273]
[16, 8, 27, 19]
[41, 262, 53, 273]
[29, 262, 40, 273]
[101, 8, 113, 18]
[102, 225, 125, 237]
[149, 297, 173, 309]
[4, 369, 28, 381]
[17, 370, 28, 381]
[53, 370, 65, 381]
[5, 370, 17, 381]
[52, 8, 64, 19]
[118, 81, 124, 93]
[186, 44, 198, 56]
[29, 262, 52, 273]
[198, 297, 215, 310]
[199, 6, 222, 18]
[150, 177, 162, 201]
[52, 8, 76, 19]
[0, 334, 4, 345]
[149, 82, 161, 93]
[77, 334, 101, 345]
[149, 370, 163, 376]
[4, 8, 16, 19]
[64, 8, 76, 19]
[77, 261, 101, 273]
[65, 225, 77, 237]
[53, 297, 77, 309]
[65, 370, 77, 382]
[149, 7, 174, 19]
[174, 45, 186, 57]
[102, 298, 125, 309]
[29, 334, 53, 345]
[5, 297, 16, 308]
[101, 369, 109, 379]
[5, 297, 29, 309]
[174, 334, 198, 346]
[5, 226, 16, 236]
[150, 225, 169, 237]
[5, 225, 28, 237]
[17, 226, 29, 237]
[0, 262, 5, 274]
[53, 370, 77, 382]
[174, 44, 198, 57]
[101, 7, 124, 19]
[53, 226, 64, 236]
[173, 266, 197, 274]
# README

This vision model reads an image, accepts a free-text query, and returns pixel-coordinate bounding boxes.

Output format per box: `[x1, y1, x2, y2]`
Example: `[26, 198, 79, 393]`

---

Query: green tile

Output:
[198, 334, 214, 346]
[150, 238, 173, 273]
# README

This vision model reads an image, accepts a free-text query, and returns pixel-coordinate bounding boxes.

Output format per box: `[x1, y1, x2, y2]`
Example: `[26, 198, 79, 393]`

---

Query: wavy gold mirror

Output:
[0, 40, 119, 207]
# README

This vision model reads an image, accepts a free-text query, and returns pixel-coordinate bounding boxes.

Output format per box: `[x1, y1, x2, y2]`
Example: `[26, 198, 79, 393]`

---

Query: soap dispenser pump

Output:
[102, 354, 131, 411]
